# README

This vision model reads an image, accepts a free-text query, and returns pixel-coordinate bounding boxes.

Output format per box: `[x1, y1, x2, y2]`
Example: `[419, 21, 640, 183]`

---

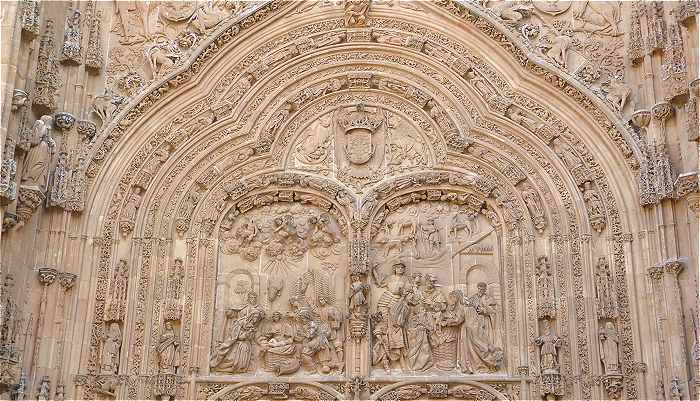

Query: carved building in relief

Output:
[0, 1, 697, 401]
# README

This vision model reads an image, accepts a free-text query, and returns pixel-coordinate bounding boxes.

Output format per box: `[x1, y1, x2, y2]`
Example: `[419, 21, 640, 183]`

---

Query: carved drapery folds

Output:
[213, 200, 348, 376]
[53, 2, 691, 400]
[595, 257, 617, 320]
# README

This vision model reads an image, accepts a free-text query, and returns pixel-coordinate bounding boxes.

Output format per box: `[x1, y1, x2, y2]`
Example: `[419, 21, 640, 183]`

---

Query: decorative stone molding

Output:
[34, 20, 61, 112]
[37, 268, 58, 286]
[675, 172, 699, 198]
[53, 112, 76, 131]
[58, 272, 77, 290]
[20, 0, 40, 37]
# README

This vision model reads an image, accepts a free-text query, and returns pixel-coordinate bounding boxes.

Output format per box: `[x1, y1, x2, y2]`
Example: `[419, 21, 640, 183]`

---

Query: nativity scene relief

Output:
[210, 202, 347, 377]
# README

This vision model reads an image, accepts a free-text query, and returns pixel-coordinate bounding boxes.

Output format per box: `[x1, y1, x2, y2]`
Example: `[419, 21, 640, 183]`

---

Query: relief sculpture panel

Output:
[211, 202, 348, 377]
[369, 200, 505, 375]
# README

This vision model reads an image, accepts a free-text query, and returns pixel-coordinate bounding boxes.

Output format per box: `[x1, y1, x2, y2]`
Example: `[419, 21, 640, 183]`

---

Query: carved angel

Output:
[296, 114, 333, 164]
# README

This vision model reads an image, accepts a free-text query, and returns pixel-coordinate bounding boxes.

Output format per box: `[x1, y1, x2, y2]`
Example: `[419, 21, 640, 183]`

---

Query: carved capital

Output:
[53, 112, 76, 131]
[11, 89, 29, 111]
[675, 172, 699, 198]
[648, 265, 664, 281]
[630, 109, 651, 129]
[663, 260, 684, 276]
[37, 268, 59, 286]
[76, 120, 97, 139]
[651, 102, 673, 122]
[601, 374, 624, 400]
[58, 272, 77, 290]
[688, 193, 700, 214]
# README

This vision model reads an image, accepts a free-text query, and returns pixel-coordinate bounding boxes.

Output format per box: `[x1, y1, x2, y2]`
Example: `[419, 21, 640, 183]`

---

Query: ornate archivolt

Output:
[63, 2, 659, 401]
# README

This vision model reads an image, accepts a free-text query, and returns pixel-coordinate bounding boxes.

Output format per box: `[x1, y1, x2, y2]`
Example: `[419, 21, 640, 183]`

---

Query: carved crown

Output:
[338, 104, 383, 133]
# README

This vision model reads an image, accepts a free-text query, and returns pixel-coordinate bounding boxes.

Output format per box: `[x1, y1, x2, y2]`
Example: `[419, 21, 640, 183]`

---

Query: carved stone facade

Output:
[0, 1, 697, 401]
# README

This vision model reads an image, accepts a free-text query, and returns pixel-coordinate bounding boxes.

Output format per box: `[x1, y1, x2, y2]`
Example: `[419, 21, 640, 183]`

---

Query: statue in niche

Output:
[61, 9, 82, 63]
[599, 322, 620, 375]
[433, 289, 465, 371]
[100, 322, 122, 375]
[375, 262, 411, 370]
[210, 292, 265, 373]
[595, 257, 616, 319]
[157, 321, 181, 374]
[416, 216, 441, 259]
[405, 273, 433, 371]
[552, 137, 582, 170]
[105, 259, 129, 321]
[536, 256, 556, 319]
[259, 311, 300, 375]
[460, 282, 503, 373]
[120, 187, 142, 235]
[21, 116, 54, 190]
[535, 320, 561, 374]
[349, 273, 369, 316]
[521, 184, 546, 232]
[571, 1, 622, 36]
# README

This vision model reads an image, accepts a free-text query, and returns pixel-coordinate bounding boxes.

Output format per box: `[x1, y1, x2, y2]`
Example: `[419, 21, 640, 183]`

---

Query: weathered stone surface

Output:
[0, 1, 697, 400]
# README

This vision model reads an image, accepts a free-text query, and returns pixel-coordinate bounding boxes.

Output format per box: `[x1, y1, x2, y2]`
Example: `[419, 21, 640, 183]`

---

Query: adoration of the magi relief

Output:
[0, 1, 697, 401]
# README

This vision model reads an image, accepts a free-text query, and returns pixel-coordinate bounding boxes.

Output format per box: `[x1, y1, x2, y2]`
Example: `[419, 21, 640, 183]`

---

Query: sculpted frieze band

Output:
[62, 3, 655, 401]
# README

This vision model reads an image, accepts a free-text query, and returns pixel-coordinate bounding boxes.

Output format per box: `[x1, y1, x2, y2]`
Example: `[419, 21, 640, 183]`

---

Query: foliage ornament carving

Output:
[72, 0, 644, 205]
[34, 20, 61, 112]
[20, 0, 40, 36]
[84, 1, 104, 72]
[60, 9, 82, 64]
[56, 3, 673, 400]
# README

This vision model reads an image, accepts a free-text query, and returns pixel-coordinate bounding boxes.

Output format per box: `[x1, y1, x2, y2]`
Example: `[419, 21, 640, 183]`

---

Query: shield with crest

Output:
[338, 104, 383, 166]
